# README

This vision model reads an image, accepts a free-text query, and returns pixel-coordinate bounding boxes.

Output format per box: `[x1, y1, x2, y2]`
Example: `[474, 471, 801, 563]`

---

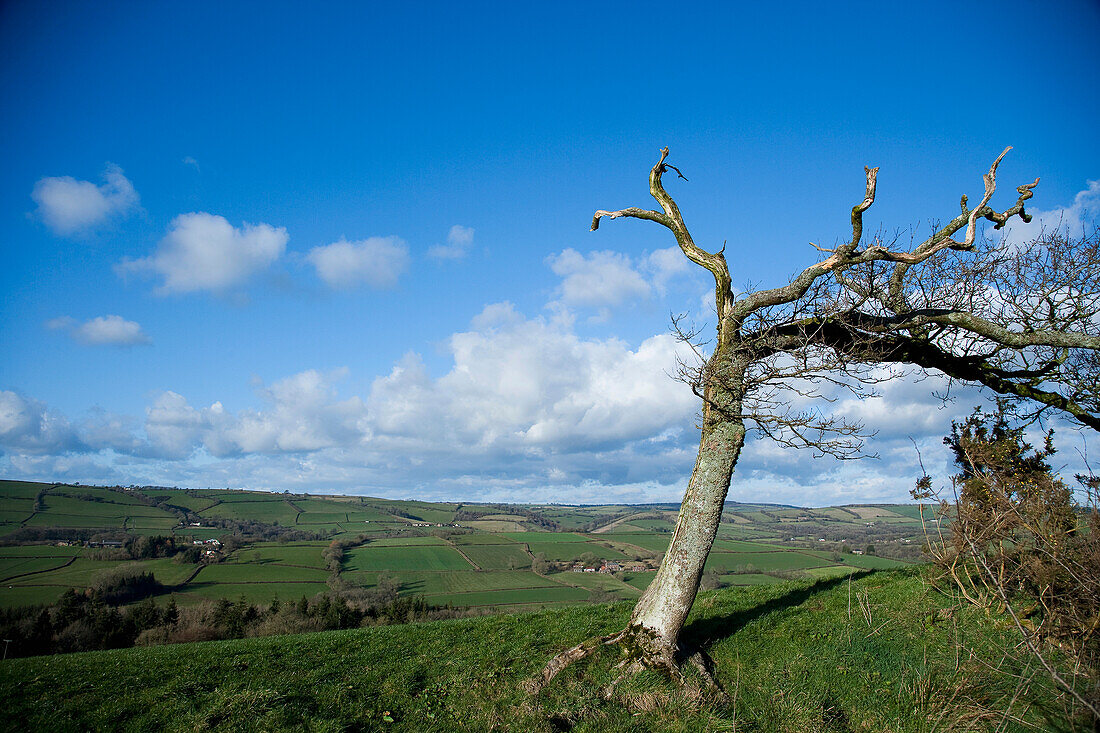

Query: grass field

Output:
[0, 480, 931, 616]
[197, 563, 330, 583]
[423, 585, 591, 607]
[0, 570, 1078, 732]
[456, 543, 531, 569]
[343, 546, 474, 572]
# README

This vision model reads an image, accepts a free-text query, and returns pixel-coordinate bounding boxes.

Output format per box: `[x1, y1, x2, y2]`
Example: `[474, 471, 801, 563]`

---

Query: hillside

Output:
[0, 480, 922, 616]
[0, 569, 1074, 732]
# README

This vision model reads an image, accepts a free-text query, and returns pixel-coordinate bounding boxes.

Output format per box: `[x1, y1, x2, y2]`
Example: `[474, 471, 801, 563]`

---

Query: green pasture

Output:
[552, 570, 639, 595]
[703, 550, 829, 572]
[343, 507, 398, 522]
[423, 585, 590, 607]
[0, 496, 35, 511]
[51, 486, 145, 505]
[0, 585, 70, 607]
[0, 509, 33, 523]
[343, 545, 473, 572]
[597, 533, 670, 552]
[0, 546, 83, 557]
[448, 533, 516, 545]
[196, 563, 329, 583]
[501, 532, 590, 543]
[345, 569, 559, 596]
[0, 556, 73, 580]
[226, 545, 324, 568]
[295, 511, 347, 524]
[458, 543, 531, 569]
[392, 503, 456, 524]
[364, 536, 446, 547]
[0, 480, 53, 498]
[722, 572, 784, 586]
[176, 581, 331, 605]
[142, 492, 220, 512]
[25, 513, 126, 529]
[524, 541, 628, 563]
[199, 500, 299, 524]
[39, 495, 132, 516]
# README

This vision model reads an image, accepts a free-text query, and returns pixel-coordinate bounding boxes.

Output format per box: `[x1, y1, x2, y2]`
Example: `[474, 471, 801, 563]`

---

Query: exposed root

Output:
[528, 626, 728, 706]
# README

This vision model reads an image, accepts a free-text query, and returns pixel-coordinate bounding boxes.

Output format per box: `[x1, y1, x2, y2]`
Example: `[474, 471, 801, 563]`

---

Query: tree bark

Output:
[628, 416, 745, 649]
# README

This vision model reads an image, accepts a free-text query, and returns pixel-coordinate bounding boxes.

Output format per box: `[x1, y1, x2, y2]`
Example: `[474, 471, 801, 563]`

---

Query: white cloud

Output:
[548, 248, 652, 309]
[223, 370, 365, 454]
[11, 300, 1096, 505]
[117, 213, 287, 294]
[31, 164, 140, 237]
[428, 224, 475, 260]
[546, 246, 694, 317]
[1001, 180, 1100, 244]
[307, 236, 409, 289]
[182, 156, 200, 171]
[0, 391, 80, 454]
[47, 314, 150, 346]
[644, 247, 692, 294]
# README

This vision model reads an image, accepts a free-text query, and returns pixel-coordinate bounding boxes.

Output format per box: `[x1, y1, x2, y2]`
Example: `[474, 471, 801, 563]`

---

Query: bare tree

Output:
[535, 147, 1100, 694]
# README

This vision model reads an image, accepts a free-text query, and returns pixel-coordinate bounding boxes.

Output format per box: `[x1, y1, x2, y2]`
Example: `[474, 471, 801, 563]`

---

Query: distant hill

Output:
[0, 479, 925, 614]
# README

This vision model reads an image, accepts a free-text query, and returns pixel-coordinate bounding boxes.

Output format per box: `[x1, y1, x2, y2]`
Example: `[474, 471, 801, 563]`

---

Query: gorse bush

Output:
[917, 406, 1100, 723]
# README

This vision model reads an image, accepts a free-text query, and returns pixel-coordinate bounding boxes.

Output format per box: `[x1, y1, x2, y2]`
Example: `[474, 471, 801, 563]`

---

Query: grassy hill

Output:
[0, 569, 1074, 732]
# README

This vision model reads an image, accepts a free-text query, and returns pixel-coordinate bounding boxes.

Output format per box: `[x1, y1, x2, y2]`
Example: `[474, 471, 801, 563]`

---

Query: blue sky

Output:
[2, 1, 1098, 504]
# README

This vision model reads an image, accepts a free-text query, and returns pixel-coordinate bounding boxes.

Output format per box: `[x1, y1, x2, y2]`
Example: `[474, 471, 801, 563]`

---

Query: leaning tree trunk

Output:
[629, 416, 745, 651]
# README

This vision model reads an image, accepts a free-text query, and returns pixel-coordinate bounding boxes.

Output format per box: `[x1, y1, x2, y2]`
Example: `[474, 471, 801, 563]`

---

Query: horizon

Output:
[2, 1, 1098, 505]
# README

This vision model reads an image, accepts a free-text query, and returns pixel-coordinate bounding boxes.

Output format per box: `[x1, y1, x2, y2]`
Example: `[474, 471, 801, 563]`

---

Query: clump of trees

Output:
[454, 504, 563, 531]
[0, 579, 476, 659]
[917, 407, 1100, 724]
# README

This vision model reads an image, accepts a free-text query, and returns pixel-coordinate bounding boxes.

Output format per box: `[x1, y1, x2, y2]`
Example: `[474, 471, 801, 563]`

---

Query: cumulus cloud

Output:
[31, 164, 140, 237]
[548, 249, 652, 309]
[11, 299, 1095, 505]
[47, 314, 150, 346]
[0, 391, 81, 454]
[428, 225, 475, 260]
[307, 236, 409, 289]
[547, 247, 693, 317]
[117, 213, 287, 294]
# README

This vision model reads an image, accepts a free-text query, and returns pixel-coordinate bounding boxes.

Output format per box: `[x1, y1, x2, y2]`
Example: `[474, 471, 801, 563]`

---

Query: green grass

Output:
[0, 556, 72, 580]
[196, 563, 330, 583]
[423, 585, 592, 607]
[449, 533, 517, 545]
[457, 543, 532, 569]
[597, 533, 671, 552]
[175, 581, 332, 605]
[343, 546, 474, 572]
[0, 546, 83, 557]
[142, 491, 219, 512]
[0, 585, 71, 607]
[703, 550, 831, 572]
[502, 531, 591, 543]
[0, 569, 1077, 732]
[721, 572, 784, 586]
[199, 500, 299, 524]
[230, 544, 329, 567]
[24, 513, 126, 528]
[344, 570, 561, 596]
[0, 479, 53, 498]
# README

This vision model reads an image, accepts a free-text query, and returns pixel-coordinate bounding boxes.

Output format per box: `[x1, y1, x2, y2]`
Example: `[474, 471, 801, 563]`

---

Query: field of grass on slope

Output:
[0, 569, 1076, 733]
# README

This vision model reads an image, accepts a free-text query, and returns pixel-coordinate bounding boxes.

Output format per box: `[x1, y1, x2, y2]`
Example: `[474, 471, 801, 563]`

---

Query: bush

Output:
[917, 407, 1100, 723]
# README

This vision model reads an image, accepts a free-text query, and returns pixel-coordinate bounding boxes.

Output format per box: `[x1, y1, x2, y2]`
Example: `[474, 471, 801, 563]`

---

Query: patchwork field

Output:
[0, 479, 926, 611]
